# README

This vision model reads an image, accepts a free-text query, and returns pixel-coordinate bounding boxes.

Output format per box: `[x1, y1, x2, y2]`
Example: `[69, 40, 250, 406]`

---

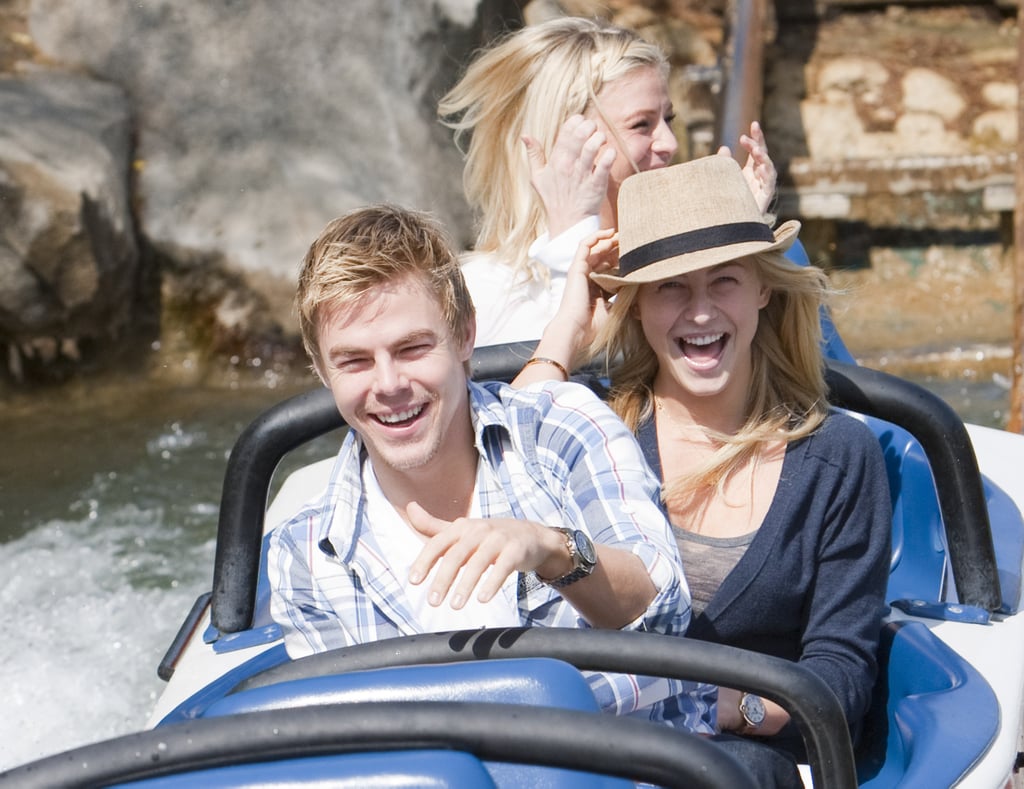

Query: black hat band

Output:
[619, 221, 776, 276]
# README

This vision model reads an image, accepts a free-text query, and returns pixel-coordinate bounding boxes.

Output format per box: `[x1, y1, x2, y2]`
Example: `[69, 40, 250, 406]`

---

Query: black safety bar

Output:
[824, 360, 1000, 610]
[0, 700, 755, 789]
[235, 627, 859, 789]
[211, 386, 342, 634]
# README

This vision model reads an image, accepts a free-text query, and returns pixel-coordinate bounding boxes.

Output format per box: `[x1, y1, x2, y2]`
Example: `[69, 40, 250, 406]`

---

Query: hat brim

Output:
[591, 220, 801, 292]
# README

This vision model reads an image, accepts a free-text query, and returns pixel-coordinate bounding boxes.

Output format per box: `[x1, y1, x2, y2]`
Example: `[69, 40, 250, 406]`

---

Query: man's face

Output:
[316, 273, 475, 477]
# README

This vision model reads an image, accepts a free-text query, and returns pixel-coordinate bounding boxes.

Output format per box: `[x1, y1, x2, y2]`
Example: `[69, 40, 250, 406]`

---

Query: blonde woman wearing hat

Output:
[439, 16, 777, 347]
[517, 155, 892, 787]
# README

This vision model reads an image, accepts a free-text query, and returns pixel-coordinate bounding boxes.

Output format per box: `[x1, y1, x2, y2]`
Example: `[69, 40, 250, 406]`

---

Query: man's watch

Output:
[538, 527, 597, 588]
[738, 692, 767, 731]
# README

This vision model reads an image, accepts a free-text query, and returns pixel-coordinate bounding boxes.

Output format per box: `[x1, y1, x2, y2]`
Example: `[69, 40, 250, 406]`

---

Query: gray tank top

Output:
[673, 527, 756, 618]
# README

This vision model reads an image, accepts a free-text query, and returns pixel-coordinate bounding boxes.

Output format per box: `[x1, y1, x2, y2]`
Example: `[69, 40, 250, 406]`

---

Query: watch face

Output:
[573, 530, 598, 566]
[740, 694, 767, 726]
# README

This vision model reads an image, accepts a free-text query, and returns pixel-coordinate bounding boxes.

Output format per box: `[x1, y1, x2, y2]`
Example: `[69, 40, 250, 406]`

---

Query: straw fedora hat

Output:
[590, 155, 801, 292]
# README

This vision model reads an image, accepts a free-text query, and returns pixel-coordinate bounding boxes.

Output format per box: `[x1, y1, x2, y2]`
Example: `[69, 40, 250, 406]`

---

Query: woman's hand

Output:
[715, 686, 790, 737]
[557, 228, 617, 353]
[717, 121, 777, 216]
[511, 228, 618, 388]
[715, 687, 745, 732]
[524, 114, 617, 237]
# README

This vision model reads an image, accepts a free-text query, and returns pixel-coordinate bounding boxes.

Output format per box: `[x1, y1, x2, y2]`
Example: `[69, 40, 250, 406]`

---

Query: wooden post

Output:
[1012, 1, 1024, 433]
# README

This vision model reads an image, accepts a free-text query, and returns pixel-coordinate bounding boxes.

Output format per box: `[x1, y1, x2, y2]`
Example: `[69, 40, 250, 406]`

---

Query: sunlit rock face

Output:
[1, 0, 516, 381]
[27, 1, 488, 281]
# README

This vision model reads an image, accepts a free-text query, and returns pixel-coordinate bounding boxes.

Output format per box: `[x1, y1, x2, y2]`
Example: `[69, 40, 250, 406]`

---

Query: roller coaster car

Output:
[4, 345, 1022, 788]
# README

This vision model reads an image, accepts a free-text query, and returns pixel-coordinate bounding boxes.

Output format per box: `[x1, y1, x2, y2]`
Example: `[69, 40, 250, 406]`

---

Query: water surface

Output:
[0, 378, 335, 769]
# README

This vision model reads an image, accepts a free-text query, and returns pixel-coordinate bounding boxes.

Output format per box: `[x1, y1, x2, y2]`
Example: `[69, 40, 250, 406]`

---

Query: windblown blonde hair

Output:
[296, 204, 475, 374]
[438, 17, 668, 283]
[594, 252, 832, 508]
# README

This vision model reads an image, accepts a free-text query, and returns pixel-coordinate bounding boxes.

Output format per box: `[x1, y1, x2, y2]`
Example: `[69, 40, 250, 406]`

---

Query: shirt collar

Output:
[316, 380, 514, 559]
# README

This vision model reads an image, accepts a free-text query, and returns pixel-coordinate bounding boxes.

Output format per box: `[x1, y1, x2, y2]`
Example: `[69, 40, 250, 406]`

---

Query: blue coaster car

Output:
[3, 344, 1022, 788]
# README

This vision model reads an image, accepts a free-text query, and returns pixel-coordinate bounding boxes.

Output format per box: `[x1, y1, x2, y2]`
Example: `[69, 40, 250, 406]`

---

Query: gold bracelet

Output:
[522, 356, 569, 381]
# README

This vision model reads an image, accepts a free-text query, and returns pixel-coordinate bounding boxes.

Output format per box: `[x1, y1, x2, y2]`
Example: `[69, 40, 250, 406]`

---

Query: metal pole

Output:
[717, 0, 766, 154]
[1012, 1, 1024, 433]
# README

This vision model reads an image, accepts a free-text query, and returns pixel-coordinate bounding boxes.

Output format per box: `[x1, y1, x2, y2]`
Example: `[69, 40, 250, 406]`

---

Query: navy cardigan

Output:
[638, 410, 893, 750]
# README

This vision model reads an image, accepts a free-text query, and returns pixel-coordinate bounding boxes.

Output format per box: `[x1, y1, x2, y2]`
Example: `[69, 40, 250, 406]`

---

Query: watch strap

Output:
[546, 565, 592, 589]
[537, 527, 595, 588]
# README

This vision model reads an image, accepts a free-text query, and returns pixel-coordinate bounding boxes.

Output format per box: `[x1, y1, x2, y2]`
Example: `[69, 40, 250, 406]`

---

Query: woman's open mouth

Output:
[678, 333, 727, 366]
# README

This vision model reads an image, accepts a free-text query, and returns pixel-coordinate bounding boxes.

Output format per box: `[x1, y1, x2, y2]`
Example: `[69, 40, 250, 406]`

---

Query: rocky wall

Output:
[1, 0, 525, 384]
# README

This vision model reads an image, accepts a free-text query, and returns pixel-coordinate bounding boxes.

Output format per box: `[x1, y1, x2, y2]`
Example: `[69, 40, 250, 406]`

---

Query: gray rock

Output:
[27, 0, 512, 334]
[0, 69, 139, 378]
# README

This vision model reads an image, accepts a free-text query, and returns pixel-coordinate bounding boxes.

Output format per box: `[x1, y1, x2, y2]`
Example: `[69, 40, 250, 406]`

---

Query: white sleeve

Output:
[527, 215, 602, 274]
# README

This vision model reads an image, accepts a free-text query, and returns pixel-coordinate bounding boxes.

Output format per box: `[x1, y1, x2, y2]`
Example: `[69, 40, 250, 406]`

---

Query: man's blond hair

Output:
[297, 204, 475, 372]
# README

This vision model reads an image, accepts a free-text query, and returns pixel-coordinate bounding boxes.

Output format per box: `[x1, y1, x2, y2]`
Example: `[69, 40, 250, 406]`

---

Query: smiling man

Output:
[267, 203, 714, 730]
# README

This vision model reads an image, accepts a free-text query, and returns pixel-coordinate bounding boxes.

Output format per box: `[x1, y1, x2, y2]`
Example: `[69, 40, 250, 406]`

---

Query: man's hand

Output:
[524, 114, 616, 237]
[405, 503, 657, 630]
[406, 502, 568, 609]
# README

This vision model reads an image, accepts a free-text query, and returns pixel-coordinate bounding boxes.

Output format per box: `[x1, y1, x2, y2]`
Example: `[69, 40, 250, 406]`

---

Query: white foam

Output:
[0, 506, 214, 770]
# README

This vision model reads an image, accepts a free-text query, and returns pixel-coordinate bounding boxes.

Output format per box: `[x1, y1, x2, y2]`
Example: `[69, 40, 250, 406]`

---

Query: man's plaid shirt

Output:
[268, 379, 716, 732]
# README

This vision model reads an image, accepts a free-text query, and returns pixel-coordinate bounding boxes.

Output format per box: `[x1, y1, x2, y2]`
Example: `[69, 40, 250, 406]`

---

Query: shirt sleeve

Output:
[584, 670, 717, 732]
[267, 516, 358, 658]
[531, 382, 691, 637]
[528, 215, 602, 274]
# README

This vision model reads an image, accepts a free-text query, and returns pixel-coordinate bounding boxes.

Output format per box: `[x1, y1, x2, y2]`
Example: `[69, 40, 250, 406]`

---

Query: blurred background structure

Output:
[0, 0, 1020, 428]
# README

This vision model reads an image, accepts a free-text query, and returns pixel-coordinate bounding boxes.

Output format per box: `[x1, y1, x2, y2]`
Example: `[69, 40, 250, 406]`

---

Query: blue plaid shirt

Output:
[268, 379, 716, 731]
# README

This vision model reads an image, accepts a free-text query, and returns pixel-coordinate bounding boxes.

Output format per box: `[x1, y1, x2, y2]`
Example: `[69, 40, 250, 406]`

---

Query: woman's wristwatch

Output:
[738, 692, 767, 733]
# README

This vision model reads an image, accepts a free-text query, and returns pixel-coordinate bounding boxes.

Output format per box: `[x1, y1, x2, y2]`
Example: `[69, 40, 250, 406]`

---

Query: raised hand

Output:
[716, 120, 777, 216]
[558, 228, 618, 355]
[523, 114, 617, 237]
[511, 228, 618, 388]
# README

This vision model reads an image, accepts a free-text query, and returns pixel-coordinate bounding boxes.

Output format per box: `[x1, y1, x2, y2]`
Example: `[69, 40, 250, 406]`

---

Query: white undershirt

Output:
[362, 460, 521, 632]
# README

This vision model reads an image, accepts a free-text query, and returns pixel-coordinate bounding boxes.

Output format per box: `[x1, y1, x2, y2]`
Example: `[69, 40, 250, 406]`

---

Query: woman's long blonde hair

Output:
[438, 17, 667, 283]
[595, 252, 833, 507]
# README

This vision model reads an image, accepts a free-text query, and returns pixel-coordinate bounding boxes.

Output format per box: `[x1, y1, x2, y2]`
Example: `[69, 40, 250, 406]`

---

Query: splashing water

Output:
[0, 381, 321, 770]
[0, 507, 213, 767]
